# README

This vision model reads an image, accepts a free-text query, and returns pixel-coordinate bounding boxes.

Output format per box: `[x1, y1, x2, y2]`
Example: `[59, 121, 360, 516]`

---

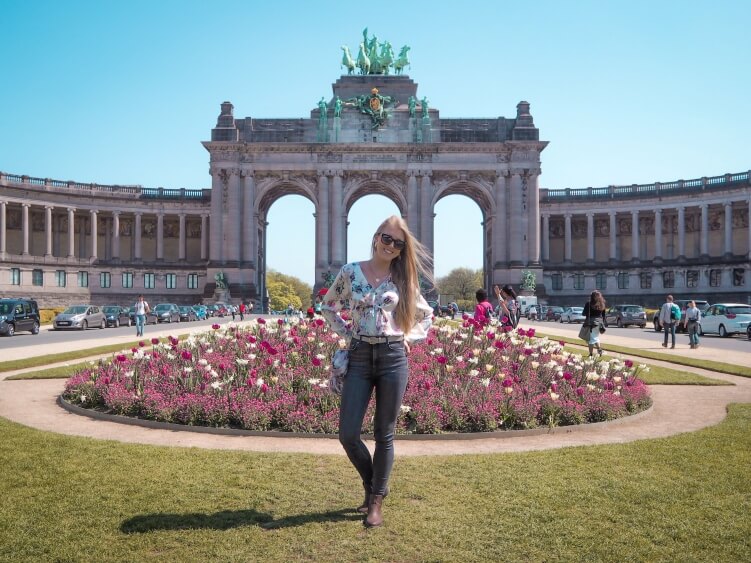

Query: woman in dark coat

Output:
[582, 290, 607, 357]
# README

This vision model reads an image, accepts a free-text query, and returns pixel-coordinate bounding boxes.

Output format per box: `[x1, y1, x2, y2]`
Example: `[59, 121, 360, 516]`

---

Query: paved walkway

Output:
[1, 322, 750, 457]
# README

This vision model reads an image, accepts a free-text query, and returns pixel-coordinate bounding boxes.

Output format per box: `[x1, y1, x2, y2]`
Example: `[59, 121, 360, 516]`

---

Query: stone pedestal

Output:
[213, 288, 231, 303]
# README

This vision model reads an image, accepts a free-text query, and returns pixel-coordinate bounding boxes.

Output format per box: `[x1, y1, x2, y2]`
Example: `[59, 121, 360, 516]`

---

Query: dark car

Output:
[178, 306, 197, 322]
[544, 306, 564, 322]
[605, 305, 647, 328]
[0, 298, 41, 336]
[102, 305, 132, 328]
[653, 300, 710, 332]
[153, 303, 181, 323]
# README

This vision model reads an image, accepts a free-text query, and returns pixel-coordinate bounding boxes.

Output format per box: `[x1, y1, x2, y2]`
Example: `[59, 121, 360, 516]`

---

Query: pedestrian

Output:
[231, 305, 236, 321]
[239, 302, 246, 321]
[321, 215, 433, 528]
[134, 295, 150, 337]
[659, 295, 681, 349]
[494, 284, 518, 328]
[582, 290, 607, 357]
[683, 300, 702, 349]
[473, 288, 494, 325]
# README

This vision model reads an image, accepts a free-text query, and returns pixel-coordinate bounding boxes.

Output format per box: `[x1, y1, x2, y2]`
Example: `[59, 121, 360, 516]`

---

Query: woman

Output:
[321, 216, 433, 528]
[683, 300, 702, 349]
[494, 284, 518, 328]
[582, 290, 607, 356]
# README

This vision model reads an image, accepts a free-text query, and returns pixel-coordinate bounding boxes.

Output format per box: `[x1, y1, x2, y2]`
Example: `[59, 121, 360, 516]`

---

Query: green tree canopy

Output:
[267, 281, 303, 312]
[267, 270, 312, 307]
[436, 268, 484, 301]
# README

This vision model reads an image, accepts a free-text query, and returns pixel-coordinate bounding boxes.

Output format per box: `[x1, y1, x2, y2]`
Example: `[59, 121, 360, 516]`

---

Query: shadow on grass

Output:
[121, 507, 361, 533]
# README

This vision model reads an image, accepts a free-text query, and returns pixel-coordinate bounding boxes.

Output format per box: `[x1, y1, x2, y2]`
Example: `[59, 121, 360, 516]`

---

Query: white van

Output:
[516, 296, 538, 317]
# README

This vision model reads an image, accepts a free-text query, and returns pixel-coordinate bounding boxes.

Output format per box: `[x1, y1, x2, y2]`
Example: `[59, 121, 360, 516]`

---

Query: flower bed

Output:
[62, 318, 651, 434]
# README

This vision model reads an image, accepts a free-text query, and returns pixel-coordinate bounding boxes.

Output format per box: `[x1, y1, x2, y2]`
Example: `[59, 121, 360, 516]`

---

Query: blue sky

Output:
[2, 0, 749, 285]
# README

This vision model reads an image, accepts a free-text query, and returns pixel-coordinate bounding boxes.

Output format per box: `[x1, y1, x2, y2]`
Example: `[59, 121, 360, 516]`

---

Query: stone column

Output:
[0, 201, 6, 258]
[209, 167, 225, 263]
[111, 211, 120, 260]
[608, 211, 617, 262]
[420, 172, 434, 255]
[564, 213, 572, 263]
[45, 205, 53, 257]
[157, 212, 164, 261]
[200, 214, 208, 261]
[179, 213, 186, 261]
[527, 171, 540, 265]
[331, 171, 345, 266]
[133, 213, 142, 261]
[493, 172, 507, 266]
[677, 206, 686, 259]
[406, 171, 419, 236]
[90, 210, 98, 259]
[227, 169, 242, 263]
[509, 170, 524, 265]
[67, 207, 75, 258]
[315, 172, 330, 270]
[541, 213, 550, 263]
[700, 204, 709, 257]
[630, 210, 639, 262]
[22, 203, 30, 255]
[242, 171, 256, 264]
[654, 208, 663, 260]
[724, 202, 733, 257]
[586, 212, 594, 263]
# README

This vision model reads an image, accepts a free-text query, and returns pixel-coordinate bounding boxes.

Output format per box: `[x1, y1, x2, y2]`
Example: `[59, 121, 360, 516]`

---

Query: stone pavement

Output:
[0, 322, 749, 457]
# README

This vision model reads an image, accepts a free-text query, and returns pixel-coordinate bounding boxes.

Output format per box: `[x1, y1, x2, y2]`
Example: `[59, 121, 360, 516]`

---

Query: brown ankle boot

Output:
[365, 494, 384, 528]
[356, 487, 370, 514]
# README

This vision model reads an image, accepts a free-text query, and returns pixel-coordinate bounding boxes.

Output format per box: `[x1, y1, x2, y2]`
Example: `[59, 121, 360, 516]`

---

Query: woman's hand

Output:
[404, 341, 411, 355]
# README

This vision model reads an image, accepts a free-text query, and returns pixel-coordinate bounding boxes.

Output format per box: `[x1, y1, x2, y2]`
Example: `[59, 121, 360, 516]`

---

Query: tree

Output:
[267, 281, 303, 312]
[267, 270, 312, 307]
[436, 268, 483, 301]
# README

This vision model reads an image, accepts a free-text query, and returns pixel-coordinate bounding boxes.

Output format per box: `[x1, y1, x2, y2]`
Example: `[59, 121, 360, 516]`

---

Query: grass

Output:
[1, 405, 749, 561]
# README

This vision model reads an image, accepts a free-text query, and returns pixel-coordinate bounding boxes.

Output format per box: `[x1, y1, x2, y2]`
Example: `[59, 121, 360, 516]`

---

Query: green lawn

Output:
[1, 406, 749, 561]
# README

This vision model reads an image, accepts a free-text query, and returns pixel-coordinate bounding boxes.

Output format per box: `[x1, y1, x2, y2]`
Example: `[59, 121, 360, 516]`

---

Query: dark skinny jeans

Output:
[338, 338, 408, 497]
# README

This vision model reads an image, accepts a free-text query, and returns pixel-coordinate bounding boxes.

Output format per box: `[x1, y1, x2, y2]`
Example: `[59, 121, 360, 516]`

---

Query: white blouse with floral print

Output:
[321, 262, 433, 344]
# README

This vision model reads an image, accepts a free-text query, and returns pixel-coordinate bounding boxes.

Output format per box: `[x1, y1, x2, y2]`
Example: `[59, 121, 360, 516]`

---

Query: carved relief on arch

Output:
[594, 218, 609, 237]
[733, 207, 748, 228]
[709, 210, 723, 230]
[549, 219, 564, 238]
[618, 218, 632, 235]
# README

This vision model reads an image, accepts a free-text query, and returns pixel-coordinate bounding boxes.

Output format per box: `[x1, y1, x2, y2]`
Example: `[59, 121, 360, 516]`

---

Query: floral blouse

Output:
[321, 262, 433, 344]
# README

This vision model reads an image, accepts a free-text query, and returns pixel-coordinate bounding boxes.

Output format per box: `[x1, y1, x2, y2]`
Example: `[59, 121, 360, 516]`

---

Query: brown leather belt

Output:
[354, 334, 404, 344]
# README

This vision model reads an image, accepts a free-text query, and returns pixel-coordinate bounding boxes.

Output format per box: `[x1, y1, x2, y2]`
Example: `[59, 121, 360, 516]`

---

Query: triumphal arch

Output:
[203, 31, 546, 302]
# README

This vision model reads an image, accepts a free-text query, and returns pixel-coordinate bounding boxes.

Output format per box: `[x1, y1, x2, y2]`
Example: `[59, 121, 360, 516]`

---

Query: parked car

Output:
[53, 305, 105, 330]
[178, 306, 197, 322]
[560, 306, 586, 323]
[605, 304, 647, 328]
[653, 300, 710, 332]
[428, 300, 451, 317]
[153, 303, 181, 323]
[544, 306, 564, 322]
[0, 298, 41, 336]
[192, 305, 208, 320]
[699, 303, 751, 338]
[128, 308, 157, 326]
[102, 305, 131, 328]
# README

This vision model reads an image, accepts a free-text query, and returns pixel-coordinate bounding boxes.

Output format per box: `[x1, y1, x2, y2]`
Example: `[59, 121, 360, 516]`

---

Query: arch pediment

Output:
[433, 177, 494, 216]
[343, 175, 407, 214]
[255, 176, 317, 215]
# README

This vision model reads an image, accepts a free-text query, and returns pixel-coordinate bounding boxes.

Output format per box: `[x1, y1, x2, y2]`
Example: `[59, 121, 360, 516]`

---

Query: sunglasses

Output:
[378, 233, 406, 250]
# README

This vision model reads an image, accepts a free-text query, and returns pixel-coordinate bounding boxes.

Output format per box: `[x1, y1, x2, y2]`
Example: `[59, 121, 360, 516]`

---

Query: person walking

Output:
[239, 302, 246, 321]
[321, 215, 433, 528]
[683, 300, 702, 349]
[133, 295, 150, 337]
[582, 290, 607, 357]
[659, 295, 681, 349]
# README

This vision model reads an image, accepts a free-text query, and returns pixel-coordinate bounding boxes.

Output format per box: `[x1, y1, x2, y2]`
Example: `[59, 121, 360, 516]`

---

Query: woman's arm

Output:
[405, 291, 434, 344]
[320, 266, 353, 339]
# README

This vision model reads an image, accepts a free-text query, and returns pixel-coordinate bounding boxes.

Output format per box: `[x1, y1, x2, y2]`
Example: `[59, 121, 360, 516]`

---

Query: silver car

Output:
[560, 306, 586, 324]
[53, 305, 106, 330]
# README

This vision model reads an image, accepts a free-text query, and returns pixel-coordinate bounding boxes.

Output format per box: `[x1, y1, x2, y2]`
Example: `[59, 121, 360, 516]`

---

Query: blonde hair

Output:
[372, 215, 434, 333]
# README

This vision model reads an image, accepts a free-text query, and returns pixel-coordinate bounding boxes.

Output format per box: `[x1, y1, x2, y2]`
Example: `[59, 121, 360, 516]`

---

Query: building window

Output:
[187, 273, 199, 289]
[100, 272, 111, 288]
[32, 269, 44, 286]
[573, 273, 584, 290]
[56, 270, 66, 287]
[122, 272, 134, 289]
[144, 273, 155, 289]
[166, 273, 177, 289]
[78, 271, 89, 288]
[551, 274, 562, 291]
[595, 273, 607, 291]
[686, 270, 699, 288]
[663, 271, 675, 288]
[733, 268, 745, 286]
[617, 272, 629, 289]
[640, 273, 652, 289]
[709, 269, 722, 287]
[10, 268, 21, 286]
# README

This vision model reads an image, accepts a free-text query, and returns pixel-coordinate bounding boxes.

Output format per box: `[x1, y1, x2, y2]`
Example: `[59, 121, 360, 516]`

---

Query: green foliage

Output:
[267, 270, 312, 307]
[437, 267, 483, 301]
[520, 270, 536, 292]
[267, 281, 302, 312]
